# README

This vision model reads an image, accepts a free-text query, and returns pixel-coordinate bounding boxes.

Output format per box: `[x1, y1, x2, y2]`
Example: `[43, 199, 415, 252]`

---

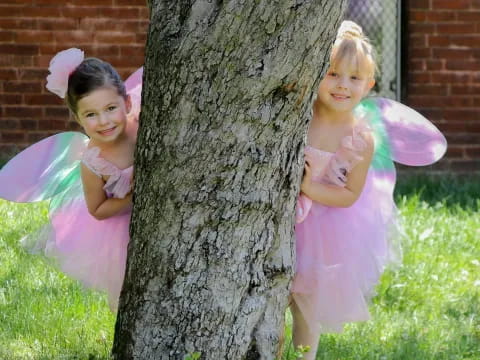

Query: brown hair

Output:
[66, 58, 127, 115]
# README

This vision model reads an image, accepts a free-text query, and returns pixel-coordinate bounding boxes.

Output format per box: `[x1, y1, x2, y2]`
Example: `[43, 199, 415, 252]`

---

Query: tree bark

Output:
[112, 1, 346, 359]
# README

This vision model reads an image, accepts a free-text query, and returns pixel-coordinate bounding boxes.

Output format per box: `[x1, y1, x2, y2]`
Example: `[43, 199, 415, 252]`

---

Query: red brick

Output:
[446, 60, 480, 71]
[22, 7, 62, 17]
[27, 132, 54, 143]
[4, 81, 42, 93]
[0, 119, 19, 130]
[0, 70, 17, 80]
[432, 48, 474, 60]
[466, 123, 480, 132]
[409, 48, 431, 59]
[427, 35, 450, 47]
[408, 59, 426, 71]
[426, 11, 457, 21]
[409, 10, 427, 22]
[115, 0, 146, 5]
[37, 18, 78, 30]
[433, 0, 471, 9]
[38, 119, 67, 130]
[119, 45, 145, 57]
[408, 72, 431, 83]
[410, 23, 436, 34]
[0, 6, 23, 17]
[75, 0, 113, 5]
[443, 109, 478, 121]
[61, 6, 102, 18]
[0, 94, 22, 104]
[4, 106, 43, 118]
[1, 131, 26, 143]
[407, 96, 453, 108]
[45, 107, 70, 119]
[462, 11, 480, 21]
[0, 44, 38, 56]
[55, 30, 95, 44]
[426, 59, 444, 71]
[95, 32, 137, 44]
[19, 119, 38, 130]
[410, 0, 431, 9]
[18, 69, 47, 80]
[0, 18, 37, 30]
[431, 72, 471, 84]
[24, 94, 62, 106]
[15, 30, 54, 44]
[0, 31, 14, 42]
[436, 23, 476, 34]
[450, 160, 480, 172]
[465, 146, 480, 158]
[451, 85, 480, 95]
[410, 34, 427, 47]
[472, 0, 480, 8]
[445, 145, 465, 158]
[409, 84, 448, 96]
[449, 35, 478, 47]
[99, 7, 140, 18]
[0, 55, 34, 68]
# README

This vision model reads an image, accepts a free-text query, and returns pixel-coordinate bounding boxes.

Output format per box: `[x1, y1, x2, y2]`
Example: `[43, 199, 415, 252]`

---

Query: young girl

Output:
[0, 48, 143, 310]
[290, 21, 446, 359]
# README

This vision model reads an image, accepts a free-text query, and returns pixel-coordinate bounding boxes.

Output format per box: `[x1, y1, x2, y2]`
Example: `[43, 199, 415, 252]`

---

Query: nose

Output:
[337, 76, 348, 89]
[98, 113, 109, 125]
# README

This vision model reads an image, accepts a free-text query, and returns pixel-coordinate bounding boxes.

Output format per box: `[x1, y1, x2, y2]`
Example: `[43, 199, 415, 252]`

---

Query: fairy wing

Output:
[354, 97, 447, 198]
[125, 67, 143, 124]
[0, 132, 88, 203]
[357, 97, 447, 167]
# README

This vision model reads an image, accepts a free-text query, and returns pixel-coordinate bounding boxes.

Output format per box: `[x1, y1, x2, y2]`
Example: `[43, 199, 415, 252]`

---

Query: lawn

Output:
[0, 175, 479, 359]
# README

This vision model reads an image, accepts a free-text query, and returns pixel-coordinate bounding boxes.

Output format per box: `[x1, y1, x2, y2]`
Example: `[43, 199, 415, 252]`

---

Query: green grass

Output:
[1, 175, 479, 359]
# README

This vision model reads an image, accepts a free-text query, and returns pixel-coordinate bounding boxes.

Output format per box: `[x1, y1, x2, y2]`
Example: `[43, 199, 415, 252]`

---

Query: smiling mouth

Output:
[98, 127, 117, 135]
[331, 94, 350, 100]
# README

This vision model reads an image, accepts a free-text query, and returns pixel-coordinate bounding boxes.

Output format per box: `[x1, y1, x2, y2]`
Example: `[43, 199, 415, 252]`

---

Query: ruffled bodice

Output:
[296, 121, 371, 223]
[81, 147, 133, 199]
[306, 121, 371, 187]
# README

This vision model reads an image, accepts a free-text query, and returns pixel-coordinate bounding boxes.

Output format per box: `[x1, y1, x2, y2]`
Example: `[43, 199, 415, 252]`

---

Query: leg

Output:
[290, 298, 320, 360]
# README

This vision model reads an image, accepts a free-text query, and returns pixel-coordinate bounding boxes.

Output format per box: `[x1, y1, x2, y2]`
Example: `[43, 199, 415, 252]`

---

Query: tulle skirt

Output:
[291, 173, 401, 333]
[24, 193, 130, 310]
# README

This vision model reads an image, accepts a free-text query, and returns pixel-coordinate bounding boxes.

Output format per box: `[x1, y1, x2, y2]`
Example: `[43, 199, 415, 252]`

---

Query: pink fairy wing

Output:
[0, 132, 88, 202]
[125, 67, 143, 124]
[358, 97, 447, 166]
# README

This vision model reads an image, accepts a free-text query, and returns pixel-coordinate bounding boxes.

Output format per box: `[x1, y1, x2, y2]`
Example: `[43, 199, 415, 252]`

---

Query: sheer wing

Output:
[125, 67, 143, 124]
[0, 132, 88, 203]
[356, 97, 446, 197]
[357, 97, 447, 167]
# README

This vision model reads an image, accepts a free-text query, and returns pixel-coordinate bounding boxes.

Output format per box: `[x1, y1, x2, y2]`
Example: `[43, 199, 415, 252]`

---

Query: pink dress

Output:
[49, 147, 131, 309]
[292, 120, 401, 334]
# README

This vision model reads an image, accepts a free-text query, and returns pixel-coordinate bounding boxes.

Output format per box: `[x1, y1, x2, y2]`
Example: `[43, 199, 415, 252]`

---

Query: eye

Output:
[85, 112, 96, 118]
[328, 72, 338, 77]
[351, 75, 362, 80]
[107, 105, 117, 112]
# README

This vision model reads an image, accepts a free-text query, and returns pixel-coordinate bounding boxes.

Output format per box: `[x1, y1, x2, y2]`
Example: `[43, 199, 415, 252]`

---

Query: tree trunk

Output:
[112, 1, 346, 359]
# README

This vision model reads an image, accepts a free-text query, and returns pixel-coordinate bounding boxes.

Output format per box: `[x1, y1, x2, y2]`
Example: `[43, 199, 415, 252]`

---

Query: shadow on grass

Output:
[395, 173, 480, 210]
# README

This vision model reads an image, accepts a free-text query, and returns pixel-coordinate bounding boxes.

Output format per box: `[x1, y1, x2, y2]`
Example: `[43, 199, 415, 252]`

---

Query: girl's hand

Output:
[300, 161, 312, 194]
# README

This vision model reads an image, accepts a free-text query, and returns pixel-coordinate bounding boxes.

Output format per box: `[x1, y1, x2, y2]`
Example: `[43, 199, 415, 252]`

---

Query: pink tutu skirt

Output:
[292, 171, 401, 333]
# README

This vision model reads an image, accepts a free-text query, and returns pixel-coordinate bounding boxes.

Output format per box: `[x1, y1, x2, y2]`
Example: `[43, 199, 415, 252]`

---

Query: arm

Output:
[301, 133, 374, 208]
[81, 163, 132, 220]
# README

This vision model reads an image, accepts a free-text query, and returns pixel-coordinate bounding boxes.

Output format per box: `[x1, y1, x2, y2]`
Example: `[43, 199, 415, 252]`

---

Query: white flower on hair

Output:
[45, 48, 84, 99]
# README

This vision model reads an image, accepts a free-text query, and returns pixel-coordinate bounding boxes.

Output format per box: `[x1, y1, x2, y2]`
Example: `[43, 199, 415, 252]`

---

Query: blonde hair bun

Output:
[337, 20, 367, 42]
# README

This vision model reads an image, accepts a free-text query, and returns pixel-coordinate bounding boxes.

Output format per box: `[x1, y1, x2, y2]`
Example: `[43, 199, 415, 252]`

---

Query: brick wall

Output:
[2, 2, 479, 172]
[0, 0, 149, 160]
[406, 0, 480, 172]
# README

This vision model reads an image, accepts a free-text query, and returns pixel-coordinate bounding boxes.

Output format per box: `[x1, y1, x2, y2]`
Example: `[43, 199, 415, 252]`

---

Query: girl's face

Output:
[75, 86, 131, 144]
[317, 57, 374, 114]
